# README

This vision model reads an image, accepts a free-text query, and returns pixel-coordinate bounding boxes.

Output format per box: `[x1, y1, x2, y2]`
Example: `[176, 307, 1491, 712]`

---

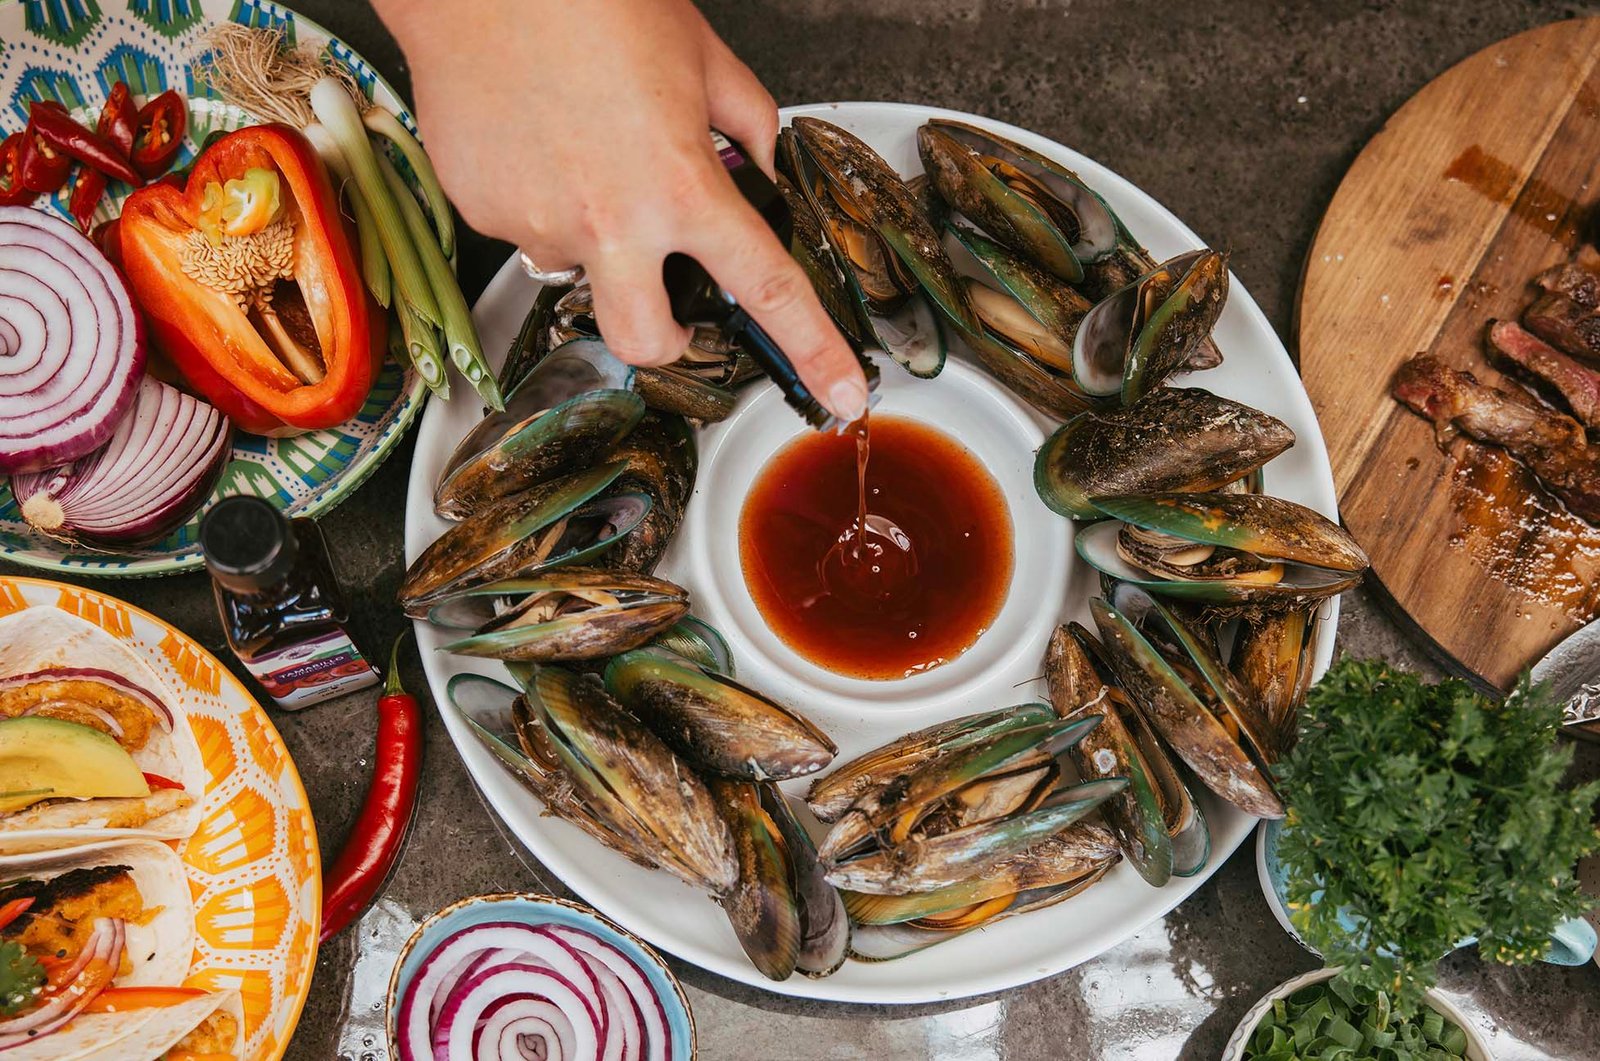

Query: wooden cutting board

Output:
[1299, 17, 1600, 692]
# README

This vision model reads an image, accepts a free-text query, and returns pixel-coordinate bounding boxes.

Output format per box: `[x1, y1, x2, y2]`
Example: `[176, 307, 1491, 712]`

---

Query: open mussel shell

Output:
[789, 118, 983, 340]
[946, 223, 1094, 379]
[815, 712, 1103, 864]
[607, 411, 698, 575]
[842, 821, 1119, 925]
[401, 461, 648, 615]
[533, 665, 739, 895]
[844, 833, 1118, 961]
[823, 776, 1126, 895]
[1090, 596, 1284, 819]
[1231, 605, 1317, 759]
[779, 125, 949, 378]
[759, 785, 849, 977]
[435, 338, 644, 520]
[650, 615, 736, 677]
[1071, 250, 1228, 404]
[604, 649, 837, 781]
[1046, 624, 1174, 887]
[917, 119, 1120, 284]
[710, 779, 802, 981]
[805, 703, 1057, 824]
[1034, 388, 1296, 519]
[433, 569, 689, 662]
[498, 282, 572, 398]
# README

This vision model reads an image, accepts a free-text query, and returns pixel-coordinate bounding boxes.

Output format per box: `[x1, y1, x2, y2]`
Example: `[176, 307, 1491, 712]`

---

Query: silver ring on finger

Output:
[518, 251, 585, 287]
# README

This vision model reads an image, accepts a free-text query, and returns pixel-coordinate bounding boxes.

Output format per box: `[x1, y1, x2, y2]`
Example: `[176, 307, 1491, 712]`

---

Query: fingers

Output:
[684, 190, 867, 422]
[585, 251, 692, 367]
[701, 30, 779, 176]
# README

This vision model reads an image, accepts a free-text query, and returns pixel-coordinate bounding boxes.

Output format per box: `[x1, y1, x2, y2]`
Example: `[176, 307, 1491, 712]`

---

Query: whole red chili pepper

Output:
[319, 636, 423, 943]
[131, 89, 186, 180]
[68, 83, 140, 229]
[0, 133, 34, 206]
[28, 99, 143, 186]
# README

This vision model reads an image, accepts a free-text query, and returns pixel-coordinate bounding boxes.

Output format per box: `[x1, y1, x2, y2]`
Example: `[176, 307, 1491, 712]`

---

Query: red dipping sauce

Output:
[738, 414, 1013, 680]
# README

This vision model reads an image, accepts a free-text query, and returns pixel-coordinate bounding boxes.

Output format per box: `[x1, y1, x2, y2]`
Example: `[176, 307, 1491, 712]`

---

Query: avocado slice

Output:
[0, 717, 150, 815]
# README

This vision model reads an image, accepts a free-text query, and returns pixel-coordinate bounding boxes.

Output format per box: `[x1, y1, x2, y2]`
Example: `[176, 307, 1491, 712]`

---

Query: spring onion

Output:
[397, 299, 449, 400]
[376, 152, 503, 410]
[303, 122, 391, 309]
[308, 78, 440, 327]
[362, 105, 455, 260]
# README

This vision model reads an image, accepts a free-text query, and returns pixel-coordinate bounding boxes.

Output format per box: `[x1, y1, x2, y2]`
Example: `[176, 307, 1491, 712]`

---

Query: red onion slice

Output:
[438, 965, 598, 1061]
[10, 376, 232, 547]
[0, 666, 173, 732]
[0, 916, 123, 1049]
[0, 206, 144, 473]
[547, 925, 670, 1061]
[476, 997, 570, 1061]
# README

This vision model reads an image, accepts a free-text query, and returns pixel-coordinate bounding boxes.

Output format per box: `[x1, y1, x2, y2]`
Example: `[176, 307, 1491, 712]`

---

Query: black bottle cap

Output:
[199, 496, 299, 593]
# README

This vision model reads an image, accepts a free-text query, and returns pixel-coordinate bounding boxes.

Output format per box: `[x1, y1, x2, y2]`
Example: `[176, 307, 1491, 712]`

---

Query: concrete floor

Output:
[5, 1, 1600, 1057]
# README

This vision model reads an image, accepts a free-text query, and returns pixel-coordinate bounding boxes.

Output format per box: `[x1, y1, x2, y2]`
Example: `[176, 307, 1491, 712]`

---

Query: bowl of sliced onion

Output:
[387, 892, 695, 1061]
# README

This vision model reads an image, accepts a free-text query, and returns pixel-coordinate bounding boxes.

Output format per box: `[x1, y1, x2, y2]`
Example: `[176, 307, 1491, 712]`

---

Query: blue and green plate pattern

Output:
[0, 0, 429, 576]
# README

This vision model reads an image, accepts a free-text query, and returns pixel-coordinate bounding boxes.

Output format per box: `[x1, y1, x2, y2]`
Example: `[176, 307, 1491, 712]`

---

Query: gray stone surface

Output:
[5, 1, 1600, 1057]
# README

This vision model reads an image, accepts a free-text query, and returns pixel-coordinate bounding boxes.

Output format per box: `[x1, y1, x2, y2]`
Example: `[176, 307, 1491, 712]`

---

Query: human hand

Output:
[374, 0, 869, 421]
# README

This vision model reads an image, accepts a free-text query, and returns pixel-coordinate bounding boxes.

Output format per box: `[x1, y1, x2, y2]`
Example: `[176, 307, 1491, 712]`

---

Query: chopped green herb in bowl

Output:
[1244, 976, 1469, 1060]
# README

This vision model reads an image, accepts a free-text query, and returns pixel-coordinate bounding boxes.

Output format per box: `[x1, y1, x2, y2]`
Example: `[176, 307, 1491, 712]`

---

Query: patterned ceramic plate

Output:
[0, 574, 320, 1061]
[0, 0, 428, 576]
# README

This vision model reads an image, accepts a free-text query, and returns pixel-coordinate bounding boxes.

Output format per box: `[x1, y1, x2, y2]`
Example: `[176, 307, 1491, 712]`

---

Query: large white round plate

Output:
[405, 102, 1342, 1003]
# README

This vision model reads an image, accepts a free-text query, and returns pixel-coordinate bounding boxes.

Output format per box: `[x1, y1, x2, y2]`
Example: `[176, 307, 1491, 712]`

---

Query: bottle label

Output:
[710, 129, 745, 171]
[242, 628, 381, 710]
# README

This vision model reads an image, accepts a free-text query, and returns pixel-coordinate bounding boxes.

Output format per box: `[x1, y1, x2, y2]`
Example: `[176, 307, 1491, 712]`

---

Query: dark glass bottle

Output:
[199, 495, 378, 710]
[662, 130, 879, 431]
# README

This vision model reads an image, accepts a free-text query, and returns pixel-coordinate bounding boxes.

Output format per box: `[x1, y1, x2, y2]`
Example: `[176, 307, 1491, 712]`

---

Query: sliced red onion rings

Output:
[0, 206, 144, 474]
[9, 376, 231, 547]
[0, 666, 174, 731]
[0, 916, 124, 1050]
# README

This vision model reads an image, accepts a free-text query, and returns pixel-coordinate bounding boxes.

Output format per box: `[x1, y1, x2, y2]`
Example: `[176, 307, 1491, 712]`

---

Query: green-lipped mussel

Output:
[606, 410, 698, 575]
[842, 823, 1119, 961]
[1230, 604, 1317, 761]
[1034, 388, 1296, 519]
[434, 338, 644, 520]
[448, 672, 737, 894]
[917, 119, 1121, 285]
[604, 649, 836, 781]
[401, 461, 649, 615]
[1071, 250, 1229, 405]
[1091, 591, 1284, 819]
[1075, 492, 1369, 610]
[428, 568, 689, 662]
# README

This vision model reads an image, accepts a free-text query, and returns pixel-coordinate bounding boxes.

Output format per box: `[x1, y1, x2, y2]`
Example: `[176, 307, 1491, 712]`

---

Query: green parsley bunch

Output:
[1275, 657, 1600, 1010]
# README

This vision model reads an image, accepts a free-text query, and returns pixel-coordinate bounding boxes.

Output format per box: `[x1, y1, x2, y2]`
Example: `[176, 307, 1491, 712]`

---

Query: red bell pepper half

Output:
[118, 124, 377, 435]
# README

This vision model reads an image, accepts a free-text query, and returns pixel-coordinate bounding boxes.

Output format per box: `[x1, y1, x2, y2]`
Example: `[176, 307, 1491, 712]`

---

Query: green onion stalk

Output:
[362, 106, 456, 260]
[302, 121, 392, 309]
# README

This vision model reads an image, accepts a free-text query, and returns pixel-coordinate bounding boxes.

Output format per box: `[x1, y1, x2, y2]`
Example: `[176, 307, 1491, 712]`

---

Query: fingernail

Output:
[827, 377, 869, 423]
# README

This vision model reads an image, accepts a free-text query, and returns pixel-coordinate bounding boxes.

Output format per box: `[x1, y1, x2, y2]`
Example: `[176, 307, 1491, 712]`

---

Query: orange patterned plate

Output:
[0, 575, 320, 1061]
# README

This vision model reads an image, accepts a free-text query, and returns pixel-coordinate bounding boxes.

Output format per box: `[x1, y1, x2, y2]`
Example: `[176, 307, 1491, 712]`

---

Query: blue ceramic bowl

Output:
[1257, 819, 1596, 967]
[387, 892, 696, 1057]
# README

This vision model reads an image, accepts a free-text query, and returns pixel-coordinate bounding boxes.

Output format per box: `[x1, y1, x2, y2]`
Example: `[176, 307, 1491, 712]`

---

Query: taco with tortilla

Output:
[0, 609, 206, 852]
[0, 840, 239, 1060]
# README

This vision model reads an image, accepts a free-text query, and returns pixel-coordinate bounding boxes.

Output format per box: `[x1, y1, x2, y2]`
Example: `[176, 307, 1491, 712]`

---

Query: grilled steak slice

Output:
[1524, 289, 1600, 363]
[1489, 319, 1600, 425]
[1535, 261, 1600, 307]
[1393, 355, 1600, 522]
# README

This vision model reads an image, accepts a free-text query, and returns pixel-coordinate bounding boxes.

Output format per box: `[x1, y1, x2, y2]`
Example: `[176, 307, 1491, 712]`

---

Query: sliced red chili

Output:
[131, 89, 186, 180]
[141, 771, 185, 791]
[28, 99, 143, 186]
[0, 896, 33, 931]
[18, 115, 71, 194]
[0, 132, 35, 206]
[101, 82, 137, 156]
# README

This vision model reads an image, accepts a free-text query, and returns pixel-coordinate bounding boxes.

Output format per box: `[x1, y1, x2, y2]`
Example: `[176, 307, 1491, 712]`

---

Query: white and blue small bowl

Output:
[1257, 820, 1597, 967]
[387, 892, 696, 1057]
